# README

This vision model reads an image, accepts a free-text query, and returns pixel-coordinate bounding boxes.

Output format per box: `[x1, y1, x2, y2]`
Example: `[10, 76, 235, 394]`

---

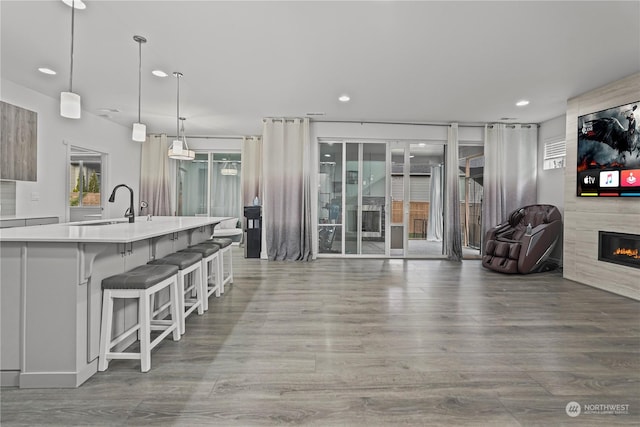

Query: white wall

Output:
[536, 115, 567, 265]
[183, 137, 242, 152]
[1, 79, 141, 222]
[537, 115, 566, 211]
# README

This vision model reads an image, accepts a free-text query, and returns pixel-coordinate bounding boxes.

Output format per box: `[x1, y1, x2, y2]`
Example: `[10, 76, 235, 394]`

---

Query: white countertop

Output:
[0, 215, 58, 221]
[0, 216, 229, 243]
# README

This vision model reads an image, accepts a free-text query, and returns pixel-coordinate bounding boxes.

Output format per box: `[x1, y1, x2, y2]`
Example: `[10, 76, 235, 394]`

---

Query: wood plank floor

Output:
[2, 248, 639, 426]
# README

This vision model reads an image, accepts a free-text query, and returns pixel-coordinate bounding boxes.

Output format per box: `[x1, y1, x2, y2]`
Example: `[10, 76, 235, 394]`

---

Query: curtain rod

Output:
[159, 120, 539, 139]
[486, 124, 539, 129]
[163, 135, 260, 140]
[312, 119, 540, 128]
[262, 117, 305, 122]
[309, 119, 487, 128]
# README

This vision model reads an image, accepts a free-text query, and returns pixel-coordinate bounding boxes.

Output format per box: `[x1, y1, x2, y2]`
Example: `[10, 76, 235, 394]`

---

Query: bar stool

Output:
[99, 264, 181, 373]
[205, 237, 233, 293]
[148, 252, 204, 335]
[180, 243, 221, 311]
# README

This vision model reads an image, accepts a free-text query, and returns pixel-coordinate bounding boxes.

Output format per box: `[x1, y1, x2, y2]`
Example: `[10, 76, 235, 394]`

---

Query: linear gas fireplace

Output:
[598, 231, 640, 269]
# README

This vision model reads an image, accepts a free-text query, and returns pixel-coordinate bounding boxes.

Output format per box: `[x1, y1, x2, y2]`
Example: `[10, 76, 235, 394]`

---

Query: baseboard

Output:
[1, 370, 20, 387]
[18, 360, 97, 388]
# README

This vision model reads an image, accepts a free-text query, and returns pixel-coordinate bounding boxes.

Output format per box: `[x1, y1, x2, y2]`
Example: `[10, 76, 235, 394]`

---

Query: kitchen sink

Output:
[72, 221, 126, 226]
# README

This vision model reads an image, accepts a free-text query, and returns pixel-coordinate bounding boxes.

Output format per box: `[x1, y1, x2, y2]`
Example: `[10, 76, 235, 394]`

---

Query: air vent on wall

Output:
[543, 139, 566, 170]
[96, 108, 120, 118]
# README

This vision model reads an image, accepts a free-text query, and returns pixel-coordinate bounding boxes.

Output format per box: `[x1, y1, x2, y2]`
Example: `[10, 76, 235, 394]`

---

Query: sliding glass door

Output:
[318, 141, 388, 256]
[389, 141, 446, 257]
[459, 145, 484, 258]
[347, 143, 387, 255]
[176, 152, 242, 219]
[177, 153, 209, 216]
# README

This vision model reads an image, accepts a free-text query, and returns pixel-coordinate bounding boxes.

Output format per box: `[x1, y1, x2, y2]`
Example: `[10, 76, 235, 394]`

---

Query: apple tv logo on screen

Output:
[579, 171, 599, 191]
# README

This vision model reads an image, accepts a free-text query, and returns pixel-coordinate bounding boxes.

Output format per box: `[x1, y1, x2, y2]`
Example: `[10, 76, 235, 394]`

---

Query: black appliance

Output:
[244, 206, 262, 258]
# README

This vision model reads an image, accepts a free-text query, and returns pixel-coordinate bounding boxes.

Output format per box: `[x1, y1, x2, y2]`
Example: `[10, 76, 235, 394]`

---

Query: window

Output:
[69, 148, 102, 208]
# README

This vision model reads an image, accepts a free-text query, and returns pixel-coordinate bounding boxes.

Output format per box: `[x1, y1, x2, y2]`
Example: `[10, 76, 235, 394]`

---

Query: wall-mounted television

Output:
[577, 100, 639, 197]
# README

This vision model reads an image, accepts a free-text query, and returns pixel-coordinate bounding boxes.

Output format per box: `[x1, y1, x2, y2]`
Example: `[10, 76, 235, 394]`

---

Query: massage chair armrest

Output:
[517, 220, 562, 273]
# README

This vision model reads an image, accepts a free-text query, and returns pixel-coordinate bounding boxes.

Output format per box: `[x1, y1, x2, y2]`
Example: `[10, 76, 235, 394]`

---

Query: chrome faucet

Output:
[108, 184, 135, 223]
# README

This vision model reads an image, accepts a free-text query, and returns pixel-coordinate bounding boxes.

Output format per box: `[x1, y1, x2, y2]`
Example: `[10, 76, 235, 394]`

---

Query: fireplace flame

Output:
[613, 248, 640, 259]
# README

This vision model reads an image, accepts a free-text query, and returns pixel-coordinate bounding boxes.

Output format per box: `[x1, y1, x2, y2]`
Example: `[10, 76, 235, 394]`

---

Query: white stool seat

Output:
[99, 264, 181, 373]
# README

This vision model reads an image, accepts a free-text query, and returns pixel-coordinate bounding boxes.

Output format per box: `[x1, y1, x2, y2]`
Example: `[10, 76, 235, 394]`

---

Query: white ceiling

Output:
[2, 1, 639, 137]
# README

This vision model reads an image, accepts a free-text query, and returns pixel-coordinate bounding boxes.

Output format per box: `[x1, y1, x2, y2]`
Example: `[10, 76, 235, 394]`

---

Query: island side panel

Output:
[21, 243, 85, 387]
[0, 243, 24, 386]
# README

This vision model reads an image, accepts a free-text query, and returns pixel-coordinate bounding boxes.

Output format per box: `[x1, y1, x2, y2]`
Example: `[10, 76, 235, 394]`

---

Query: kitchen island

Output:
[0, 216, 228, 388]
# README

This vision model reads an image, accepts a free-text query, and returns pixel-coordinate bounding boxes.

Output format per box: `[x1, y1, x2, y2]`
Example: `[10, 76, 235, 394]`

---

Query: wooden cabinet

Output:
[0, 101, 37, 181]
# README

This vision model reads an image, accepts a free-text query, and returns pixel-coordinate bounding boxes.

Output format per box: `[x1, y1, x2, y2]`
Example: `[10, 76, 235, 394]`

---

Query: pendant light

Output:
[60, 0, 81, 119]
[132, 35, 147, 141]
[221, 162, 238, 176]
[168, 72, 195, 161]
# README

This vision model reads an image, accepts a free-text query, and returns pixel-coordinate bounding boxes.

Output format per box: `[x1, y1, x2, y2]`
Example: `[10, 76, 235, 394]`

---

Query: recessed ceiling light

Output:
[410, 155, 415, 158]
[38, 67, 56, 75]
[516, 100, 530, 107]
[152, 70, 168, 77]
[61, 0, 86, 10]
[338, 94, 350, 103]
[324, 154, 331, 158]
[418, 143, 426, 147]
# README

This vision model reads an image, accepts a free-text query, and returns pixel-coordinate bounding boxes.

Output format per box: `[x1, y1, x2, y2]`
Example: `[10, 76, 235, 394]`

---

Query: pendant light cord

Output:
[69, 0, 75, 92]
[137, 40, 142, 123]
[176, 74, 180, 136]
[174, 72, 182, 137]
[132, 35, 147, 128]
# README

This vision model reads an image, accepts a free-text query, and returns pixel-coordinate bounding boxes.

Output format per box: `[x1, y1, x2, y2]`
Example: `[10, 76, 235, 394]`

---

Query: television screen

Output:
[577, 100, 640, 197]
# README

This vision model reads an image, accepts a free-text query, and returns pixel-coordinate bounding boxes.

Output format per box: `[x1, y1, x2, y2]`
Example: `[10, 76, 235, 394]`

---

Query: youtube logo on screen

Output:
[621, 170, 640, 187]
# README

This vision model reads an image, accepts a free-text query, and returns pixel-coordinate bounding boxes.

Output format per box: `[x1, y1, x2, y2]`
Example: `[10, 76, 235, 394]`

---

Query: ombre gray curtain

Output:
[140, 134, 172, 216]
[482, 124, 538, 246]
[444, 124, 463, 261]
[427, 165, 443, 241]
[262, 118, 313, 261]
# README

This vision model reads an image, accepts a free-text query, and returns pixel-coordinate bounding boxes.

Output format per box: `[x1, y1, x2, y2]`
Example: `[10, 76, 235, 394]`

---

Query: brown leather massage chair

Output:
[482, 204, 562, 274]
